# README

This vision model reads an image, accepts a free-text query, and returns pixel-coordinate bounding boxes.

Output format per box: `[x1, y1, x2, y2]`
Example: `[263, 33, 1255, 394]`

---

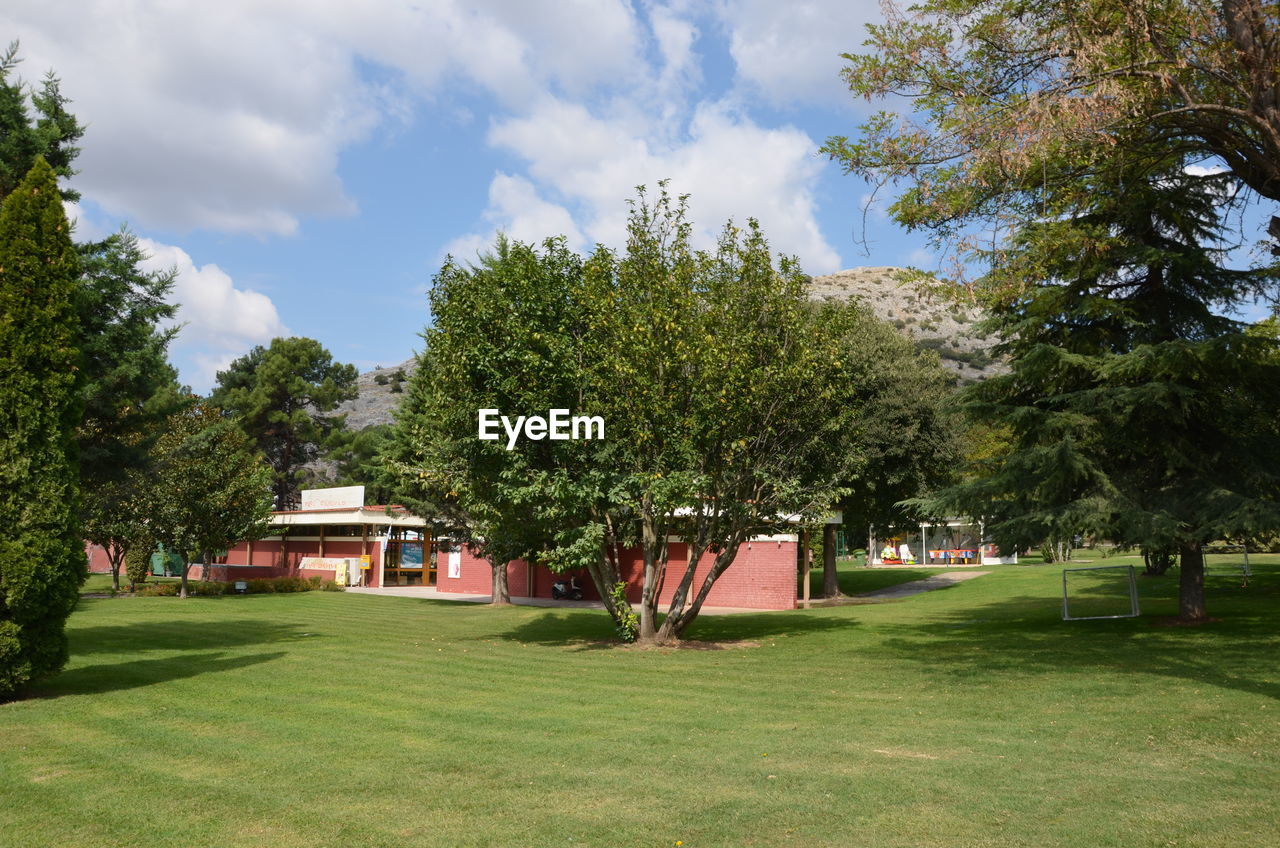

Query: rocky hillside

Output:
[332, 359, 416, 431]
[807, 267, 1003, 383]
[332, 267, 1001, 433]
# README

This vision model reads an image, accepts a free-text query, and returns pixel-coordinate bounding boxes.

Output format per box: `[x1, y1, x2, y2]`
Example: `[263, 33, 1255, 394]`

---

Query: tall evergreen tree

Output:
[209, 337, 358, 510]
[0, 157, 84, 700]
[0, 42, 83, 202]
[922, 154, 1280, 620]
[76, 230, 182, 488]
[1, 43, 180, 496]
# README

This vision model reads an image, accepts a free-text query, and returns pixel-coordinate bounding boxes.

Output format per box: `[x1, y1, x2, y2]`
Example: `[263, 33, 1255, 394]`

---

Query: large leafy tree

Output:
[921, 154, 1280, 620]
[828, 2, 1280, 620]
[823, 0, 1280, 268]
[389, 234, 587, 606]
[0, 157, 84, 700]
[572, 190, 886, 642]
[824, 315, 960, 596]
[76, 233, 185, 588]
[148, 403, 273, 599]
[397, 188, 932, 643]
[210, 337, 358, 510]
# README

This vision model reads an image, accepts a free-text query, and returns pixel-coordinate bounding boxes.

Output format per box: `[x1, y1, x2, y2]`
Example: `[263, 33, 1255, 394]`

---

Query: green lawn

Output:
[4, 559, 1277, 847]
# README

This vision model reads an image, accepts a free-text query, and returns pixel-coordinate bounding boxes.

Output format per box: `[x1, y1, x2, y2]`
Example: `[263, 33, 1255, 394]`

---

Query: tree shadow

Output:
[489, 606, 860, 649]
[68, 618, 314, 655]
[22, 615, 311, 701]
[870, 587, 1280, 701]
[31, 651, 287, 698]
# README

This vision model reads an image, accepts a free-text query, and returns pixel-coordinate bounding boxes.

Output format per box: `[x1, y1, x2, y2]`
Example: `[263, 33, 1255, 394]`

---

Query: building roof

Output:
[268, 505, 428, 528]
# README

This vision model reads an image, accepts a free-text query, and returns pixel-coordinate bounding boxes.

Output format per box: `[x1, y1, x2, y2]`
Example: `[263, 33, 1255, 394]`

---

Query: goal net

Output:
[1061, 564, 1141, 621]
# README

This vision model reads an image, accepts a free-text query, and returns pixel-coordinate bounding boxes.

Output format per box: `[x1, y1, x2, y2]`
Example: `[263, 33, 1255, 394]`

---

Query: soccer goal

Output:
[1061, 564, 1141, 621]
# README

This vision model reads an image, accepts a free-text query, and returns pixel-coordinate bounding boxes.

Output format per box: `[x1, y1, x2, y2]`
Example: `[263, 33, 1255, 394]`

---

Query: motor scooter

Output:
[551, 576, 584, 601]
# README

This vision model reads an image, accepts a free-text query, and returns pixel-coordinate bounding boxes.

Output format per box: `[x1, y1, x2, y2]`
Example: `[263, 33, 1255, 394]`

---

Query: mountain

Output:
[807, 267, 1004, 383]
[331, 268, 1001, 435]
[332, 359, 415, 431]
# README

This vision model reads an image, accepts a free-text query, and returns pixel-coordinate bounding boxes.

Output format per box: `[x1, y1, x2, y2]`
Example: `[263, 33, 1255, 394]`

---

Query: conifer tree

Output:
[0, 157, 85, 700]
[922, 154, 1280, 620]
[209, 337, 358, 510]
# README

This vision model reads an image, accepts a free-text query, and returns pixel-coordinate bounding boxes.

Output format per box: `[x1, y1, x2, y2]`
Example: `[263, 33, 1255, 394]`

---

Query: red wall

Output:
[85, 542, 112, 574]
[90, 531, 801, 610]
[436, 538, 798, 610]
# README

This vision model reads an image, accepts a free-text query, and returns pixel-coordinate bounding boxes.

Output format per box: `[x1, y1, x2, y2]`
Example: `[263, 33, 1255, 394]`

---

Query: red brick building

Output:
[438, 534, 805, 610]
[87, 486, 827, 610]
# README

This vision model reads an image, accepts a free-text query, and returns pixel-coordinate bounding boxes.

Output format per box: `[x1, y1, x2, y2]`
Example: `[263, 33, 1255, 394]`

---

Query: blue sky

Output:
[9, 2, 1270, 394]
[2, 1, 934, 392]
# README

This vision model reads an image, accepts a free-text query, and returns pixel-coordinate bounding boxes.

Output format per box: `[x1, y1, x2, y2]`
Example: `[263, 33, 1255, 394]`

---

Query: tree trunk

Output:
[107, 543, 125, 592]
[1177, 540, 1207, 621]
[822, 523, 839, 597]
[658, 539, 743, 642]
[490, 559, 512, 605]
[637, 508, 662, 643]
[179, 559, 191, 599]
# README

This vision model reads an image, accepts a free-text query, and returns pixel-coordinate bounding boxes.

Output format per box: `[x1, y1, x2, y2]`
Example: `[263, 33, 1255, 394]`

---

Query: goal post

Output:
[1061, 564, 1141, 621]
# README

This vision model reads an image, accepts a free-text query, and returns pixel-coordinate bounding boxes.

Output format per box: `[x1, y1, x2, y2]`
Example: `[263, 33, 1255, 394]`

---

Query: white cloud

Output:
[906, 246, 935, 268]
[649, 4, 702, 99]
[442, 173, 586, 263]
[1185, 162, 1229, 177]
[714, 0, 878, 107]
[477, 96, 841, 273]
[138, 238, 288, 390]
[0, 0, 644, 235]
[62, 201, 111, 242]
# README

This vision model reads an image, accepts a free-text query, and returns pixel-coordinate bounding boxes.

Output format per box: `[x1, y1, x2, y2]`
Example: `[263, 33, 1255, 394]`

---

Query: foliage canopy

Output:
[395, 187, 957, 641]
[210, 337, 358, 510]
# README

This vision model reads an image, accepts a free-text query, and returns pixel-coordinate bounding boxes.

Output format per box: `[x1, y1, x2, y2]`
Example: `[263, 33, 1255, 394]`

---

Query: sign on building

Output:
[300, 486, 366, 510]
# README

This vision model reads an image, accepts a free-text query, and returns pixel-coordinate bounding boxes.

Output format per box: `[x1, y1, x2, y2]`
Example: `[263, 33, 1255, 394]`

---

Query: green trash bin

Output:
[149, 546, 184, 577]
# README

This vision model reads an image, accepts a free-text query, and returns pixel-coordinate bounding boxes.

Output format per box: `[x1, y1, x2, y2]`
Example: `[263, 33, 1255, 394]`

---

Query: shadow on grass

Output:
[490, 605, 861, 649]
[68, 618, 314, 655]
[870, 578, 1280, 701]
[32, 651, 287, 698]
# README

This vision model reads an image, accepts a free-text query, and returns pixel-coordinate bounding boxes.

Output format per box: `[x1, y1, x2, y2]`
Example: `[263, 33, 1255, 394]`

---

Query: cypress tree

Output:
[0, 156, 84, 700]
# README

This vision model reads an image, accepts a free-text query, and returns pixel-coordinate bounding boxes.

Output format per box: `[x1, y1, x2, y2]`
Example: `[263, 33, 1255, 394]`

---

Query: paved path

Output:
[853, 571, 989, 601]
[343, 586, 764, 615]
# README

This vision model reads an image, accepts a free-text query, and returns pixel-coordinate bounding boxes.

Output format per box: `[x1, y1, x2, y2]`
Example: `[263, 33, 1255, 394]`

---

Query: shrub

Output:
[609, 582, 638, 643]
[136, 575, 343, 597]
[125, 541, 153, 588]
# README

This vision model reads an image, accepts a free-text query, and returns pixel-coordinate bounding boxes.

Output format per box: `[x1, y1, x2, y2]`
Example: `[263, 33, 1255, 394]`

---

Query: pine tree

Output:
[0, 157, 85, 700]
[209, 337, 358, 510]
[924, 154, 1280, 620]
